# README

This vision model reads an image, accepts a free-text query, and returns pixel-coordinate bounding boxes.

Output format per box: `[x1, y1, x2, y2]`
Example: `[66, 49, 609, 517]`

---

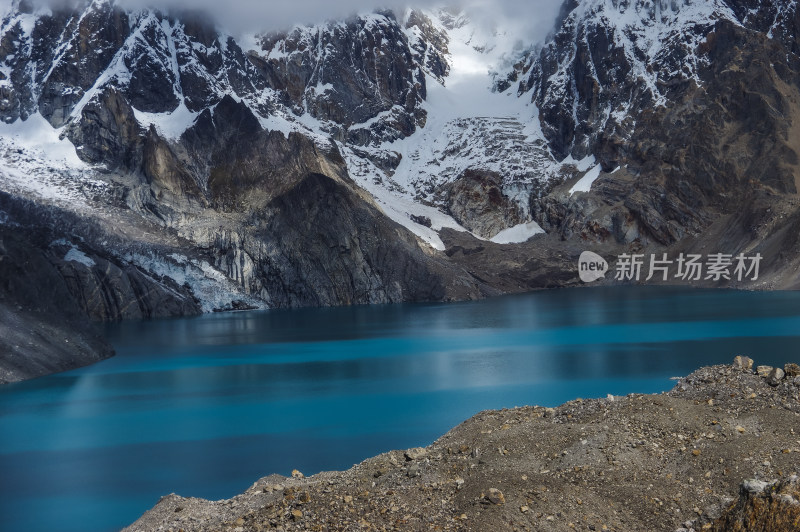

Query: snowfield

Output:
[330, 8, 575, 246]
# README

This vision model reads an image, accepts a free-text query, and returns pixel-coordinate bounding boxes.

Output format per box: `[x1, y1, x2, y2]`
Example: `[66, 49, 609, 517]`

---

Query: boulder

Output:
[784, 363, 800, 377]
[767, 368, 785, 387]
[756, 365, 773, 377]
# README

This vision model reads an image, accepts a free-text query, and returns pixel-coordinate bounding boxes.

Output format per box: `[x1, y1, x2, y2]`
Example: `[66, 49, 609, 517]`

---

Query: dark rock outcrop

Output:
[0, 193, 203, 324]
[444, 170, 524, 239]
[0, 226, 113, 384]
[252, 11, 426, 140]
[55, 251, 201, 321]
[707, 477, 800, 531]
[440, 228, 584, 292]
[240, 172, 483, 307]
[65, 87, 145, 170]
[182, 96, 348, 210]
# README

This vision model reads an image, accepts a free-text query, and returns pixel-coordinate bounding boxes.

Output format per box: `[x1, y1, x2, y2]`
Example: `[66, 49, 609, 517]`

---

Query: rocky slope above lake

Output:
[124, 358, 800, 532]
[0, 223, 115, 383]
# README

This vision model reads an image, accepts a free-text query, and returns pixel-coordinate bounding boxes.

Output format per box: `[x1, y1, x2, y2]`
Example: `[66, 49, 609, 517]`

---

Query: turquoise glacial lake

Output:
[2, 287, 800, 532]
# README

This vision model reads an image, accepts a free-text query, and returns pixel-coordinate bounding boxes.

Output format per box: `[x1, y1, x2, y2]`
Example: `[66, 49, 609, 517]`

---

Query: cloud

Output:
[2, 0, 565, 44]
[127, 0, 564, 38]
[133, 0, 566, 47]
[458, 0, 565, 43]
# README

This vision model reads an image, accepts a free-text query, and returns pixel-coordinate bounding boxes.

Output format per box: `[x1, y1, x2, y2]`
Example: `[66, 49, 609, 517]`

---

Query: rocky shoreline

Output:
[124, 358, 800, 532]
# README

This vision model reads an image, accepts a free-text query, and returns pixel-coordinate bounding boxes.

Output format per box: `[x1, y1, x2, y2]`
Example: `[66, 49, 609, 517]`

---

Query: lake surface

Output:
[2, 286, 800, 532]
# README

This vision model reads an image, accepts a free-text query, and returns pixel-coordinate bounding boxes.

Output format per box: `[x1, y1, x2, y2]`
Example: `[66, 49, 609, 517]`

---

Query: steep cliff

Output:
[0, 224, 114, 383]
[521, 0, 800, 254]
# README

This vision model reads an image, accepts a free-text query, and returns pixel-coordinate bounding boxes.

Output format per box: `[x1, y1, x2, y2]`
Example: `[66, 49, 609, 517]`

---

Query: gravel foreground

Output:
[125, 359, 800, 532]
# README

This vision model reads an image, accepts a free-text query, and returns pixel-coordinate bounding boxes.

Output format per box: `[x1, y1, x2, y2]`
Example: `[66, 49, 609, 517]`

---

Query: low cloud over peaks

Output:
[2, 0, 565, 44]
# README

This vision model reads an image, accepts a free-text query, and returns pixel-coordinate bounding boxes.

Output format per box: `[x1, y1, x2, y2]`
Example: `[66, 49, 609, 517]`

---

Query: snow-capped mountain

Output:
[0, 3, 558, 245]
[516, 0, 800, 250]
[2, 0, 800, 381]
[520, 0, 799, 159]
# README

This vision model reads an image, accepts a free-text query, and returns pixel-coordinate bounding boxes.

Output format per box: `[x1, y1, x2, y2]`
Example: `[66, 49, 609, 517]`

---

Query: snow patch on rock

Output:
[490, 221, 545, 244]
[0, 113, 85, 167]
[569, 164, 603, 195]
[123, 252, 266, 313]
[63, 246, 96, 268]
[133, 101, 198, 140]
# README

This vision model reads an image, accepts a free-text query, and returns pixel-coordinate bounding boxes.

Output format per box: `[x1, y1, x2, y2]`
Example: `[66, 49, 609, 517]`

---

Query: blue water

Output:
[1, 286, 800, 532]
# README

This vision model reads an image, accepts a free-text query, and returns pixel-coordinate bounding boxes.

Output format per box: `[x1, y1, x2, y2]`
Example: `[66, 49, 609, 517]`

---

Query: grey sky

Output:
[2, 0, 565, 43]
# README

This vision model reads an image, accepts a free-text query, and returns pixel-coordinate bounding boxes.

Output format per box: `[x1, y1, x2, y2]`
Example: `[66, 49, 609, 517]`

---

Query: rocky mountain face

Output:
[0, 1, 486, 304]
[254, 12, 428, 143]
[1, 0, 799, 380]
[520, 0, 800, 249]
[0, 222, 114, 384]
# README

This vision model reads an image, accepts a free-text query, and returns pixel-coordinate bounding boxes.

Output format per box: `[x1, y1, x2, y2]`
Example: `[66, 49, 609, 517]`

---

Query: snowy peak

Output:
[402, 9, 450, 84]
[0, 1, 265, 128]
[520, 0, 800, 159]
[100, 9, 263, 114]
[412, 7, 532, 91]
[522, 0, 800, 249]
[3, 0, 798, 254]
[35, 1, 131, 126]
[334, 8, 563, 245]
[1, 1, 561, 251]
[0, 0, 132, 125]
[249, 11, 427, 144]
[521, 0, 736, 158]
